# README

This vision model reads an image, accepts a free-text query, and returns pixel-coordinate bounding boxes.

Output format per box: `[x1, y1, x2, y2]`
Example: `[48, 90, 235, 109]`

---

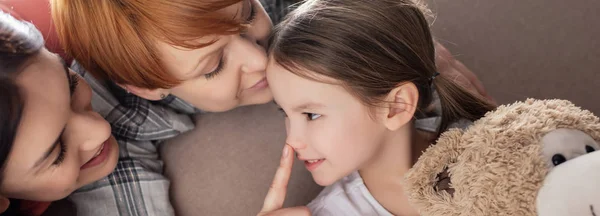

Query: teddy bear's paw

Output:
[433, 167, 455, 197]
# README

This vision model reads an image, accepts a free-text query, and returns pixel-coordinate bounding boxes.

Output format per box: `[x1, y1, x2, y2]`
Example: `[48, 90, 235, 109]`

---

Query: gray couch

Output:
[42, 0, 600, 215]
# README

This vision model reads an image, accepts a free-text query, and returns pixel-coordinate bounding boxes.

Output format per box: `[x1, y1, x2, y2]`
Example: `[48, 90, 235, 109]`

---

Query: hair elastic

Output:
[431, 72, 440, 80]
[428, 72, 440, 85]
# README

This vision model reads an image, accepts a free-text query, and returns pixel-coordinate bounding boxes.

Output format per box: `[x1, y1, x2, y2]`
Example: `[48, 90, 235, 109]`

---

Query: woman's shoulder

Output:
[70, 61, 195, 141]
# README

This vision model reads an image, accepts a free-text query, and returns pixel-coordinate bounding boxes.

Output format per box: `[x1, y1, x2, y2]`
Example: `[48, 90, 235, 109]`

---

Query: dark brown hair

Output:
[51, 0, 246, 89]
[0, 11, 45, 181]
[269, 0, 495, 135]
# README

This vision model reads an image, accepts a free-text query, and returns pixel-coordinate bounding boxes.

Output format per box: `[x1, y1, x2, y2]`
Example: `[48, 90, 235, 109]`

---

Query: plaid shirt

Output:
[68, 62, 195, 216]
[66, 1, 298, 215]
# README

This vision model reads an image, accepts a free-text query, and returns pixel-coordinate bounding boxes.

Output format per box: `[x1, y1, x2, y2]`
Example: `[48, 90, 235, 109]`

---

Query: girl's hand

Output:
[257, 145, 312, 216]
[434, 41, 497, 106]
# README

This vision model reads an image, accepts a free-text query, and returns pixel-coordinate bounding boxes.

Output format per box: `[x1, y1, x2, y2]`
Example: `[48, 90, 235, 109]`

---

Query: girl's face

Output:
[158, 0, 274, 112]
[0, 49, 119, 201]
[266, 61, 390, 186]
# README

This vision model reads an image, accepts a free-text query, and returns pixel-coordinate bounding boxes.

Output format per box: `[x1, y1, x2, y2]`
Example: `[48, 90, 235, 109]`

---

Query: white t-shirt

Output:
[307, 171, 392, 216]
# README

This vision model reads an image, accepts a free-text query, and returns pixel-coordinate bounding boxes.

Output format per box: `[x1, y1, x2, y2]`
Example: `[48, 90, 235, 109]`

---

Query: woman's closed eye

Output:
[239, 0, 257, 36]
[53, 141, 67, 166]
[61, 55, 80, 95]
[204, 57, 225, 80]
[244, 0, 257, 24]
[69, 74, 80, 95]
[204, 0, 256, 80]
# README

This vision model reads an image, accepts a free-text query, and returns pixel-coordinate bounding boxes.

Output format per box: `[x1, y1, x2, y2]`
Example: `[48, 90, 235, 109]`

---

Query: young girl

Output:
[262, 0, 495, 215]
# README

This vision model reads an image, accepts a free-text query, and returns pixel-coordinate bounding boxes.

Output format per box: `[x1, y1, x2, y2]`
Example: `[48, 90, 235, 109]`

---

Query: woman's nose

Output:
[236, 35, 268, 74]
[64, 111, 112, 152]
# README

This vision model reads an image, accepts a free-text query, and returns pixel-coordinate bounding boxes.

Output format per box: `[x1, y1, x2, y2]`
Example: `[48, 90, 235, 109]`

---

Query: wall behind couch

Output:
[427, 0, 600, 114]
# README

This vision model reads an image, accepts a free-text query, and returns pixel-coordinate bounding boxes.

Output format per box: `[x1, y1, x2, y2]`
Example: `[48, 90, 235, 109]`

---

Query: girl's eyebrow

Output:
[273, 101, 326, 112]
[292, 102, 325, 112]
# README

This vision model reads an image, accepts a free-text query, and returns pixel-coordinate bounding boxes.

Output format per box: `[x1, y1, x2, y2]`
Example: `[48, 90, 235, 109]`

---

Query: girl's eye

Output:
[305, 113, 321, 121]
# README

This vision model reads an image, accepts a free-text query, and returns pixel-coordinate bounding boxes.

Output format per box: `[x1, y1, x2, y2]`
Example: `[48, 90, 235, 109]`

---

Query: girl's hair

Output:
[51, 0, 245, 89]
[269, 0, 495, 136]
[0, 11, 45, 181]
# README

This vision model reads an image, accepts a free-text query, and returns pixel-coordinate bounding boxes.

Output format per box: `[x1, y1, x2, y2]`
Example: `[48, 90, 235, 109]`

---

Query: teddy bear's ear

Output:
[404, 128, 467, 215]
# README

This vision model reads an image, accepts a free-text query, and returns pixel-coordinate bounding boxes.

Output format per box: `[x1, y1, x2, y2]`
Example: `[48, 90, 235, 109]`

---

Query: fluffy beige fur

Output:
[404, 99, 600, 216]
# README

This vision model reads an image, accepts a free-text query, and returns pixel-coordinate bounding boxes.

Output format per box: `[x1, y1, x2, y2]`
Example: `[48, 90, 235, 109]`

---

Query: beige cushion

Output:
[427, 0, 600, 114]
[161, 103, 323, 216]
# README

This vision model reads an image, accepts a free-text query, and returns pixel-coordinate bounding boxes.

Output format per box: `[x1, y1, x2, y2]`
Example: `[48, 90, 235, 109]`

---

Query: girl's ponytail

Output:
[433, 74, 495, 137]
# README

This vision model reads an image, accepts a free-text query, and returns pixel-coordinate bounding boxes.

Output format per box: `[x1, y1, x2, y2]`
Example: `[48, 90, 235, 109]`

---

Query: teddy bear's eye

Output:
[585, 145, 596, 153]
[551, 154, 567, 166]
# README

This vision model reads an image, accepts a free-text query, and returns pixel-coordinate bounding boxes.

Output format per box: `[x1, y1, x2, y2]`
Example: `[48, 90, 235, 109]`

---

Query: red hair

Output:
[51, 0, 244, 89]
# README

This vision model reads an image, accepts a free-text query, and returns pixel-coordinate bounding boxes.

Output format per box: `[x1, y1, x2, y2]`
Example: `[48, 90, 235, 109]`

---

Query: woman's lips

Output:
[248, 78, 268, 90]
[80, 138, 112, 170]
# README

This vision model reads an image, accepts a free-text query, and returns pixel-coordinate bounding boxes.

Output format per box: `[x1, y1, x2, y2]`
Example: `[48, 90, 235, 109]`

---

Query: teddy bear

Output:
[404, 99, 600, 216]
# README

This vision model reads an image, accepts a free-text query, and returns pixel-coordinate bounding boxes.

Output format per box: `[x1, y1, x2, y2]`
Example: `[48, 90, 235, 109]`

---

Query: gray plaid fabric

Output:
[67, 62, 195, 216]
[66, 1, 299, 215]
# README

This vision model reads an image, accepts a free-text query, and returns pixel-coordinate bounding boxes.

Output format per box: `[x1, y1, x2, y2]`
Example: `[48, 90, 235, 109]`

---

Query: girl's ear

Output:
[383, 82, 419, 131]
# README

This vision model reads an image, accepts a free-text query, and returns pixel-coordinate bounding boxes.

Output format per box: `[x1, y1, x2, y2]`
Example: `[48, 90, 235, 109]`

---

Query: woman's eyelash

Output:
[245, 2, 257, 24]
[204, 58, 225, 80]
[53, 141, 67, 165]
[69, 74, 80, 95]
